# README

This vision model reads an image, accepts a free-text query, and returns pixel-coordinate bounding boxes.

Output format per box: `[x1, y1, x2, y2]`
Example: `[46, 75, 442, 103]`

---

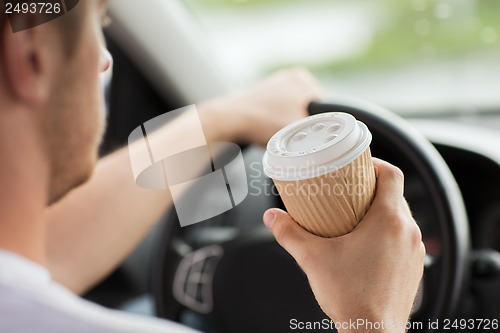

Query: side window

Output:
[183, 0, 500, 116]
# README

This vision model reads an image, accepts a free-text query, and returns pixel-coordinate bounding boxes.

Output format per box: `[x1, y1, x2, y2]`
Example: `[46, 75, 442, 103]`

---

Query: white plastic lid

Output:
[263, 112, 372, 180]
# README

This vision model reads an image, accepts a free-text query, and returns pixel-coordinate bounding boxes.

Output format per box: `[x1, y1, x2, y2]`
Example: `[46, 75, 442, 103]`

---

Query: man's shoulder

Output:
[0, 283, 198, 333]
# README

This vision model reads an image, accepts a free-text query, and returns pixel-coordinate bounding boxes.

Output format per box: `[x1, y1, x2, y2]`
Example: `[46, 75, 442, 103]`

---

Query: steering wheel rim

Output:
[152, 98, 470, 332]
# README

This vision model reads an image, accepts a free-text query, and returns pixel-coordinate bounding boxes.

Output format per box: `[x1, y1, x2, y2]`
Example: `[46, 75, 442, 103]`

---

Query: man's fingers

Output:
[354, 158, 422, 243]
[263, 208, 317, 264]
[371, 158, 405, 206]
[355, 158, 408, 233]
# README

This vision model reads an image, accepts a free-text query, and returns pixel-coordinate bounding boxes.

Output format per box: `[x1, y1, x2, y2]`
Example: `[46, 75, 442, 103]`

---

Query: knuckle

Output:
[419, 242, 427, 259]
[385, 210, 406, 234]
[274, 224, 314, 268]
[294, 248, 315, 269]
[384, 207, 424, 247]
[410, 224, 423, 246]
[387, 165, 405, 183]
[273, 221, 291, 246]
[295, 240, 328, 270]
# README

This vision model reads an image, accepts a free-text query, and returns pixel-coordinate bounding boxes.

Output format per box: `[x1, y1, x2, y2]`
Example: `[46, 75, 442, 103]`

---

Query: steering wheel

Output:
[152, 99, 470, 333]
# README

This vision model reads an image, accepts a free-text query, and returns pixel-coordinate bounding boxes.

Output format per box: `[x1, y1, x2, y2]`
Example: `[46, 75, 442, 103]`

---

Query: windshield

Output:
[183, 0, 500, 116]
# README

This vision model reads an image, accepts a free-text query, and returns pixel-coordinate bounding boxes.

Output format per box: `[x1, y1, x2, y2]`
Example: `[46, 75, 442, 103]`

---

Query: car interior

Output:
[85, 0, 500, 332]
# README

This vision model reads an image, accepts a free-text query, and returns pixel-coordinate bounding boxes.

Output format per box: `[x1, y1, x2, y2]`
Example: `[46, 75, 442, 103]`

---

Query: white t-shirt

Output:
[0, 250, 199, 333]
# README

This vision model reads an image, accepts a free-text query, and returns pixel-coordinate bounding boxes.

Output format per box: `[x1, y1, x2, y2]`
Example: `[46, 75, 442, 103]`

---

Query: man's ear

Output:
[1, 20, 50, 106]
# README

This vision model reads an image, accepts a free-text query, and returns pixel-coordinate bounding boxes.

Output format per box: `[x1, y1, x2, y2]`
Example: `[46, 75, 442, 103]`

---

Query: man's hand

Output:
[198, 68, 326, 146]
[262, 159, 425, 333]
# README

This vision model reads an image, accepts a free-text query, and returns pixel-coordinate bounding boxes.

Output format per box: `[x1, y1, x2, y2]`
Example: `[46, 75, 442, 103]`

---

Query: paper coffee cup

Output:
[263, 112, 376, 238]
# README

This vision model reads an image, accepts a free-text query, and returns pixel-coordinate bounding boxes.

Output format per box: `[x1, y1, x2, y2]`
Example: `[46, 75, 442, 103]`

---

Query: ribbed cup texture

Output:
[274, 148, 376, 238]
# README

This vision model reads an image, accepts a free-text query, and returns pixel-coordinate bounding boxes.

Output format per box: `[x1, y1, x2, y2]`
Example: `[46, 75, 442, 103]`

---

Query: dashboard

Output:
[410, 115, 500, 322]
[411, 116, 500, 253]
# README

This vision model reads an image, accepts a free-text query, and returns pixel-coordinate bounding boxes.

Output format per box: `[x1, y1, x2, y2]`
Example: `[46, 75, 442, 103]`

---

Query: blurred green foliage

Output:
[315, 0, 500, 74]
[184, 0, 301, 8]
[184, 0, 500, 74]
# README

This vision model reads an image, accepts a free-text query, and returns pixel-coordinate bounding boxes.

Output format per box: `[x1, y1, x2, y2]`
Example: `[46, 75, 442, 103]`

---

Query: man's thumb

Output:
[263, 208, 316, 260]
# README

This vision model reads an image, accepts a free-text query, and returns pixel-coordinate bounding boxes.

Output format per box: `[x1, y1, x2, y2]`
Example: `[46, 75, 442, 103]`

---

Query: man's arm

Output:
[263, 159, 425, 333]
[45, 68, 325, 294]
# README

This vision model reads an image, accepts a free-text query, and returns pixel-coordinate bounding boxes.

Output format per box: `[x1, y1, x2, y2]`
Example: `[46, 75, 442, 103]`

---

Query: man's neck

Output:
[0, 106, 49, 266]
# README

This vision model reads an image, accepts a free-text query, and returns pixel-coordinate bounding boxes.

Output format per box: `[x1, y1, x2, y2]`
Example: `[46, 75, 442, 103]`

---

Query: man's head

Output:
[0, 0, 111, 204]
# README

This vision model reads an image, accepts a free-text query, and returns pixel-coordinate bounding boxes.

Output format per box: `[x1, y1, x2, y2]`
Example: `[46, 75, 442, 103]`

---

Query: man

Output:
[0, 1, 424, 332]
